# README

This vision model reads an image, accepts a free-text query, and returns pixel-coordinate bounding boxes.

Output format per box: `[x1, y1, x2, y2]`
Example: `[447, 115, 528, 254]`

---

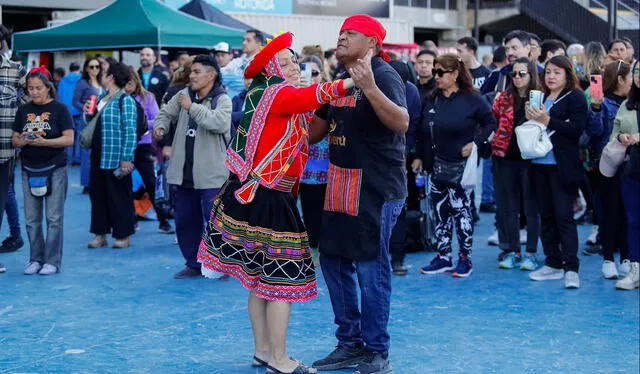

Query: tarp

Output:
[178, 0, 253, 31]
[12, 0, 246, 53]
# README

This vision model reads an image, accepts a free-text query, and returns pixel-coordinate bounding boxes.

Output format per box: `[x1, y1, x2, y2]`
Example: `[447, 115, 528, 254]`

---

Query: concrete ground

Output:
[0, 166, 638, 373]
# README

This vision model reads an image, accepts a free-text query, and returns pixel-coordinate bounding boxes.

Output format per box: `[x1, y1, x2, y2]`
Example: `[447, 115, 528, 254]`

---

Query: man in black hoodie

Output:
[415, 50, 436, 103]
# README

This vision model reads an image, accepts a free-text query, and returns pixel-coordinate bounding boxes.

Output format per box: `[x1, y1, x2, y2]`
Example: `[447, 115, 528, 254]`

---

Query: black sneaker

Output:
[159, 221, 175, 234]
[0, 236, 24, 253]
[353, 351, 392, 374]
[582, 244, 602, 256]
[313, 344, 367, 371]
[392, 262, 408, 276]
[479, 203, 497, 213]
[173, 266, 202, 279]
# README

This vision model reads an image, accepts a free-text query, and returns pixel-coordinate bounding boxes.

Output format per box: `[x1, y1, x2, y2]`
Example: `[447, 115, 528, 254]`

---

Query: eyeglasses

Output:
[509, 70, 529, 78]
[88, 65, 100, 70]
[311, 70, 320, 77]
[432, 68, 454, 77]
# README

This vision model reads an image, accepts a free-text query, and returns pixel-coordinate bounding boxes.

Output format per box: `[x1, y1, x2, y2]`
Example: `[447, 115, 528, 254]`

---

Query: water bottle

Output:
[415, 172, 425, 188]
[415, 172, 426, 200]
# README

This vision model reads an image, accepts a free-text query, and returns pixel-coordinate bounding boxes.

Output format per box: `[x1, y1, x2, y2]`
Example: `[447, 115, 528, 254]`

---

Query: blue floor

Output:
[0, 167, 638, 373]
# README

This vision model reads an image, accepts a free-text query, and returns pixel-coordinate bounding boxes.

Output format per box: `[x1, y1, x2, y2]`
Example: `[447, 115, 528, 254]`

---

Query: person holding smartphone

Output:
[526, 56, 588, 289]
[587, 60, 633, 279]
[84, 62, 137, 249]
[12, 67, 74, 275]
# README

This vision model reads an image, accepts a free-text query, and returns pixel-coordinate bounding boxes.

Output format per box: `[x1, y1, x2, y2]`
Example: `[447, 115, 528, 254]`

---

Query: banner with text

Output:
[163, 0, 293, 15]
[293, 0, 390, 17]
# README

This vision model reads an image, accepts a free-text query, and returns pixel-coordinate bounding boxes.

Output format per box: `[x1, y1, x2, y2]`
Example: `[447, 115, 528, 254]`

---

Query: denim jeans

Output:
[173, 186, 219, 269]
[67, 116, 82, 164]
[22, 167, 68, 268]
[481, 157, 495, 204]
[320, 199, 404, 354]
[5, 160, 21, 238]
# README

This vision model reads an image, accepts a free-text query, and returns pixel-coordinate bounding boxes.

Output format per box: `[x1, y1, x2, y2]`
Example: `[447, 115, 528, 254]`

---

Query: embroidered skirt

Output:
[198, 175, 317, 303]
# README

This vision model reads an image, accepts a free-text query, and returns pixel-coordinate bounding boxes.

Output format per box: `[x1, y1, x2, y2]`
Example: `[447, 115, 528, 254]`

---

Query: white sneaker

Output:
[24, 262, 42, 275]
[586, 225, 599, 245]
[618, 259, 631, 277]
[602, 260, 618, 279]
[616, 262, 640, 290]
[529, 265, 564, 281]
[564, 271, 580, 289]
[519, 228, 527, 245]
[488, 230, 499, 246]
[38, 264, 58, 275]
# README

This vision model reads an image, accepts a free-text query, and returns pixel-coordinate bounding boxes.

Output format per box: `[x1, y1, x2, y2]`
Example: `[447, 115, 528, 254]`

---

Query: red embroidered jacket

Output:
[231, 80, 348, 204]
[491, 91, 516, 158]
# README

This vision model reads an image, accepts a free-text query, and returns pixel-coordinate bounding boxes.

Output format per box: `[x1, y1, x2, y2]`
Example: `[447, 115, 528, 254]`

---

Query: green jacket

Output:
[611, 100, 640, 142]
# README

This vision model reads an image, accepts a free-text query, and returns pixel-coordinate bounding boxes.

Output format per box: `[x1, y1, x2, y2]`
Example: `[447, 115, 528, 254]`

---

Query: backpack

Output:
[119, 94, 148, 142]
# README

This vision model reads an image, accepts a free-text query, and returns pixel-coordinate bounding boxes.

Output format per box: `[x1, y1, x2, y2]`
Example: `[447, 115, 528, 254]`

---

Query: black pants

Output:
[532, 165, 579, 272]
[299, 183, 326, 249]
[431, 181, 474, 257]
[89, 155, 135, 239]
[596, 172, 628, 262]
[133, 144, 168, 223]
[0, 160, 11, 229]
[493, 157, 540, 253]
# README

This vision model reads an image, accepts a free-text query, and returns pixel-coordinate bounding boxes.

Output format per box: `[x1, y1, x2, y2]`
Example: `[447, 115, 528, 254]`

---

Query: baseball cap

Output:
[213, 42, 230, 54]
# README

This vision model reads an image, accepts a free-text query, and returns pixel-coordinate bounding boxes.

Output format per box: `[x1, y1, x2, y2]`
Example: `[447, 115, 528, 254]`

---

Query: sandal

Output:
[266, 359, 317, 374]
[252, 355, 268, 367]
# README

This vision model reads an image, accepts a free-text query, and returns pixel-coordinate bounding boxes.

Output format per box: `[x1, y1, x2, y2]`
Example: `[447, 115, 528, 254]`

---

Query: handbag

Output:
[599, 139, 628, 177]
[23, 165, 58, 197]
[515, 120, 556, 160]
[79, 92, 120, 149]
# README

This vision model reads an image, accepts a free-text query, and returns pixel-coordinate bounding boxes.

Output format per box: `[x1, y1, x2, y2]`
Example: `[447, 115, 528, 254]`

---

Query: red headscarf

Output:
[28, 66, 52, 81]
[340, 14, 391, 62]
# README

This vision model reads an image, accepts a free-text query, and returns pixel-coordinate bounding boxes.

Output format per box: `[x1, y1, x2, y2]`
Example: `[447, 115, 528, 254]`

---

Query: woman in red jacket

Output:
[197, 32, 354, 374]
[492, 57, 541, 271]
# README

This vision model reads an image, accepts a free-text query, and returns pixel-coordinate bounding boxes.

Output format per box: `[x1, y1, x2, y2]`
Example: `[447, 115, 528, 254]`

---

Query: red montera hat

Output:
[340, 14, 387, 46]
[244, 32, 294, 79]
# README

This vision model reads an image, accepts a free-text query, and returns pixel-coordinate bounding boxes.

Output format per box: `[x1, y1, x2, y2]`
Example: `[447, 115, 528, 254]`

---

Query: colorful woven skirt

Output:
[198, 176, 318, 303]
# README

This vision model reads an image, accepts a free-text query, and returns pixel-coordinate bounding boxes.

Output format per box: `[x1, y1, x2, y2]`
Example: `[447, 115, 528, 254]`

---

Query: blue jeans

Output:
[481, 157, 495, 204]
[22, 167, 68, 268]
[5, 161, 21, 238]
[320, 199, 404, 354]
[67, 116, 82, 164]
[173, 186, 219, 269]
[75, 117, 91, 187]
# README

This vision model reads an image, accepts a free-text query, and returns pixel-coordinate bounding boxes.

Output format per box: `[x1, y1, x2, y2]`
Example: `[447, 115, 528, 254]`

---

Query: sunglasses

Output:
[88, 65, 100, 70]
[509, 70, 529, 78]
[311, 70, 320, 77]
[432, 68, 454, 77]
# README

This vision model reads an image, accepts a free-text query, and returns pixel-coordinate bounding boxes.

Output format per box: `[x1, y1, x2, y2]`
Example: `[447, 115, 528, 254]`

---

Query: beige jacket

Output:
[154, 88, 231, 189]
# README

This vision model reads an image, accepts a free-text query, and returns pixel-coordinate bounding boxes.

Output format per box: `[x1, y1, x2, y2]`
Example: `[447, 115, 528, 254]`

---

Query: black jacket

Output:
[545, 88, 588, 187]
[138, 65, 170, 107]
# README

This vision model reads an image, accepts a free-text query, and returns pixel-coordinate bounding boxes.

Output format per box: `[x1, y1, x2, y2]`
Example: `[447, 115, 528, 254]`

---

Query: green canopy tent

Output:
[11, 0, 246, 52]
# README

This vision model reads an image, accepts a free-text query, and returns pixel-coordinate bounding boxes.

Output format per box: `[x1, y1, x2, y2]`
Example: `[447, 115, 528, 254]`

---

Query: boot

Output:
[615, 262, 639, 290]
[88, 235, 108, 248]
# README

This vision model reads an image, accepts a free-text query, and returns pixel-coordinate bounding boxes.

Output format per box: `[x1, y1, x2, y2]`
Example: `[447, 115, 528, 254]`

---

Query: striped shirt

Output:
[0, 57, 27, 163]
[98, 92, 138, 170]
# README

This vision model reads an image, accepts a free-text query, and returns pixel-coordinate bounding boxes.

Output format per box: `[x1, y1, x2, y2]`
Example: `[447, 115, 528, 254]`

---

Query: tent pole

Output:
[157, 25, 162, 65]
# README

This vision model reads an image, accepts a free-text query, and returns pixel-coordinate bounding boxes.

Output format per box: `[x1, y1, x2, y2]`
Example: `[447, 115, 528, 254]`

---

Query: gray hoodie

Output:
[154, 87, 231, 190]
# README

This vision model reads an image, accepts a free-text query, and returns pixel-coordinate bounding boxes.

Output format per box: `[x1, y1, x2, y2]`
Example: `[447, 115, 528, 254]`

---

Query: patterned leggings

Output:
[430, 181, 474, 257]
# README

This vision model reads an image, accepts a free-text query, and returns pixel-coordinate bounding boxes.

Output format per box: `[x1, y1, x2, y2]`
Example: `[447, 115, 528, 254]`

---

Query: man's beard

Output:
[140, 60, 152, 68]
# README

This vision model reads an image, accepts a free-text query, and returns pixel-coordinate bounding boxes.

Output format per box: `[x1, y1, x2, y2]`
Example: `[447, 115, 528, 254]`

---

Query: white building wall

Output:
[230, 13, 413, 50]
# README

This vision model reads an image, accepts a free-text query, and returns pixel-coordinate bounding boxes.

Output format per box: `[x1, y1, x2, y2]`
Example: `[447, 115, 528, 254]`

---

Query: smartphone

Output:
[24, 133, 37, 140]
[300, 63, 312, 82]
[529, 90, 543, 109]
[590, 75, 603, 100]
